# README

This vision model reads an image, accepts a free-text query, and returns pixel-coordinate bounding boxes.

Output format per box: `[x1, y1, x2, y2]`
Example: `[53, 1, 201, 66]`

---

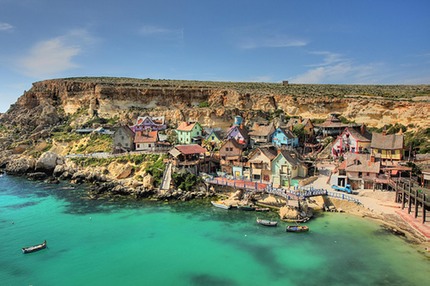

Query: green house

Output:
[271, 150, 308, 188]
[176, 122, 203, 144]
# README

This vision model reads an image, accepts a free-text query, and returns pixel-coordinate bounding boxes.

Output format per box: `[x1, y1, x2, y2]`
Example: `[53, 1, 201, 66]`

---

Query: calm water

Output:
[0, 175, 428, 286]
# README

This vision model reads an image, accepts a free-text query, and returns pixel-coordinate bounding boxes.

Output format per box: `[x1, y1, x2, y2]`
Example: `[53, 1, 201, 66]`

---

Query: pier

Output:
[394, 178, 430, 224]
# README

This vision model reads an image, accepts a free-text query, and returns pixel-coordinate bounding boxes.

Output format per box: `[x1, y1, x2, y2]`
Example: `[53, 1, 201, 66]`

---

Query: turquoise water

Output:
[0, 175, 429, 286]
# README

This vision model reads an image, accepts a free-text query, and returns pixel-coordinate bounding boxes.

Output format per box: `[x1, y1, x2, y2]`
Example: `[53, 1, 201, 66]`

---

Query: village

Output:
[109, 112, 430, 233]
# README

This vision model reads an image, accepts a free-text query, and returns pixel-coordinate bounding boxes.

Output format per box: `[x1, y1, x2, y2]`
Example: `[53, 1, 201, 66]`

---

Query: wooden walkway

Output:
[394, 178, 430, 224]
[205, 177, 361, 204]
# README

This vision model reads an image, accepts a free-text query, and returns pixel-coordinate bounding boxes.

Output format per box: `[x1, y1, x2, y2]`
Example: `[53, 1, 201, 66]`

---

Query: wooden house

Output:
[225, 125, 249, 147]
[285, 117, 314, 136]
[314, 113, 357, 138]
[370, 132, 404, 161]
[219, 139, 246, 176]
[168, 144, 208, 174]
[332, 125, 372, 158]
[247, 147, 278, 182]
[271, 150, 308, 187]
[336, 153, 381, 189]
[249, 122, 275, 146]
[134, 130, 159, 151]
[176, 122, 203, 145]
[271, 127, 298, 148]
[131, 116, 167, 131]
[113, 126, 135, 153]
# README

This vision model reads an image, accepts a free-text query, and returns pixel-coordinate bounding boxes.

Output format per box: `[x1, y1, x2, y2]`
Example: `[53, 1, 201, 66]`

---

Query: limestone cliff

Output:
[1, 77, 429, 143]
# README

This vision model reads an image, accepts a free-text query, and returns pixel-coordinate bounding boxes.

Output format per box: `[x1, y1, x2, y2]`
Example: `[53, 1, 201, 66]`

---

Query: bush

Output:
[172, 172, 201, 192]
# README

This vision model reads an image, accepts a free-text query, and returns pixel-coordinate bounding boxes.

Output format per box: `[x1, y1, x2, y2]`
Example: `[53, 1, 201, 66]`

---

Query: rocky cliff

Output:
[1, 77, 429, 144]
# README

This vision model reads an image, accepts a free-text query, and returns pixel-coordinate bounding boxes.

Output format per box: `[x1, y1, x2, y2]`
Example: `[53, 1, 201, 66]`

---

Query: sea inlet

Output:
[0, 175, 428, 286]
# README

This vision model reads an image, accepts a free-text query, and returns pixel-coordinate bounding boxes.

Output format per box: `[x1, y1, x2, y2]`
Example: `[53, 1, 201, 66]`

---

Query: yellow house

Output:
[370, 132, 404, 160]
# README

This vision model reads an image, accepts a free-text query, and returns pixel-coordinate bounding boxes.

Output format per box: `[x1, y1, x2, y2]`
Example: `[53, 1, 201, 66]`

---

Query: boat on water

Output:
[286, 225, 309, 233]
[211, 201, 231, 210]
[22, 240, 47, 254]
[255, 207, 270, 212]
[238, 205, 256, 211]
[256, 218, 278, 227]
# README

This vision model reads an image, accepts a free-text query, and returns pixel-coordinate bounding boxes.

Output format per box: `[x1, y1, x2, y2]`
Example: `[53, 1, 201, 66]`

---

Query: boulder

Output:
[35, 151, 64, 174]
[142, 174, 154, 189]
[5, 156, 36, 175]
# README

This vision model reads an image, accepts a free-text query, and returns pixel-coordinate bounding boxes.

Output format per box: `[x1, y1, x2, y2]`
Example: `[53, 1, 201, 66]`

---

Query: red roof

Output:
[175, 144, 207, 155]
[134, 130, 158, 143]
[177, 122, 199, 132]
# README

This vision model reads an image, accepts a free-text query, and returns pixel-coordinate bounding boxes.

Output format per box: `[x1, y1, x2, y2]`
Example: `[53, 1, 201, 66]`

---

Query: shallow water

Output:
[0, 175, 428, 286]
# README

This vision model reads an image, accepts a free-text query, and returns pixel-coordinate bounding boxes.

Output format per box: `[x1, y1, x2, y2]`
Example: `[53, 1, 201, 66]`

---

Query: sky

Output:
[0, 0, 429, 113]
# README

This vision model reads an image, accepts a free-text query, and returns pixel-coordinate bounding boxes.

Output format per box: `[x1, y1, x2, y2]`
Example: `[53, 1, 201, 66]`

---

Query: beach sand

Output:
[309, 162, 430, 254]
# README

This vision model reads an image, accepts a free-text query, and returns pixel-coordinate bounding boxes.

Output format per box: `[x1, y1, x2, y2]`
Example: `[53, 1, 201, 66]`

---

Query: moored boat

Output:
[238, 205, 256, 211]
[22, 240, 47, 254]
[286, 225, 309, 233]
[211, 201, 231, 210]
[255, 207, 270, 212]
[256, 218, 278, 227]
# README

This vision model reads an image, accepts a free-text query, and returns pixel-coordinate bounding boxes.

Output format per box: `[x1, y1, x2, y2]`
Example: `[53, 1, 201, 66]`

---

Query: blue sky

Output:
[1, 0, 429, 112]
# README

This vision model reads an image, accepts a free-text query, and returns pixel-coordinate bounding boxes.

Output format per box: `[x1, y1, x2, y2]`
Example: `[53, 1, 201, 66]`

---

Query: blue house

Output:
[271, 127, 298, 148]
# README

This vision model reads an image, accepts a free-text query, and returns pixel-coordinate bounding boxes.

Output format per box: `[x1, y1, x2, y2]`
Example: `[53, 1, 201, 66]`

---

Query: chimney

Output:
[360, 124, 366, 135]
[370, 155, 375, 163]
[382, 126, 387, 136]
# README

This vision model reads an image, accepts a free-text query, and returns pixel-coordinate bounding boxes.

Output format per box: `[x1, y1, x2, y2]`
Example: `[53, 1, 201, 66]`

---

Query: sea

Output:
[0, 174, 429, 286]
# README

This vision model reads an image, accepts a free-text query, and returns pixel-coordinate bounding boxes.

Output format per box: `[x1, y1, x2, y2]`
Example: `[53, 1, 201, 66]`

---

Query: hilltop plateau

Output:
[0, 77, 429, 156]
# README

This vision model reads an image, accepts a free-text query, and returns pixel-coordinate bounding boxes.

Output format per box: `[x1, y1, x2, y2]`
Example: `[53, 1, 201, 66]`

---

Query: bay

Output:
[0, 175, 428, 286]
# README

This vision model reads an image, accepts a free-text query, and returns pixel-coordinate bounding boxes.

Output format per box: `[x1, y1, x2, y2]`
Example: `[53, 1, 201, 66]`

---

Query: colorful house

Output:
[204, 129, 223, 145]
[334, 153, 381, 190]
[247, 147, 278, 182]
[219, 139, 245, 176]
[113, 126, 135, 153]
[286, 117, 314, 136]
[271, 127, 298, 148]
[131, 116, 166, 132]
[176, 122, 203, 145]
[168, 144, 208, 174]
[134, 130, 159, 151]
[370, 132, 404, 161]
[225, 125, 249, 147]
[271, 150, 308, 187]
[249, 122, 275, 146]
[314, 113, 357, 138]
[332, 125, 372, 158]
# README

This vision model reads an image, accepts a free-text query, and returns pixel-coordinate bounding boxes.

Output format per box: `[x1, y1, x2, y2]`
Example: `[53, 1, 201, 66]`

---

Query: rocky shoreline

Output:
[1, 151, 429, 257]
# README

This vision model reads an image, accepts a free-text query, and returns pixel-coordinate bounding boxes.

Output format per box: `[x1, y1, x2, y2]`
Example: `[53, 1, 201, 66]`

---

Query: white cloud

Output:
[0, 22, 13, 31]
[239, 34, 307, 49]
[139, 24, 183, 40]
[17, 29, 95, 78]
[291, 51, 382, 84]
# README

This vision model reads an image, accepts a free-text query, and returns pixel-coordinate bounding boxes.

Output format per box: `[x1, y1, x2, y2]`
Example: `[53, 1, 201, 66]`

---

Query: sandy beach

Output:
[311, 162, 430, 254]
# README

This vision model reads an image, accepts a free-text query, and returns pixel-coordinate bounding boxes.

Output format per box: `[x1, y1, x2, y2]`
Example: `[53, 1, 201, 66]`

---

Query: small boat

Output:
[238, 205, 255, 211]
[256, 218, 278, 227]
[286, 225, 309, 233]
[255, 207, 270, 212]
[211, 201, 231, 210]
[22, 240, 47, 254]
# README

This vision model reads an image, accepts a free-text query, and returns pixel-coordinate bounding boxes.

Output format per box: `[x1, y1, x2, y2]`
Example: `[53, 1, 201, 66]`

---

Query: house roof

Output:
[343, 126, 372, 141]
[220, 138, 245, 150]
[226, 125, 249, 141]
[135, 116, 165, 126]
[174, 144, 207, 155]
[117, 125, 135, 137]
[177, 121, 201, 132]
[315, 114, 351, 128]
[249, 122, 275, 137]
[205, 130, 223, 140]
[248, 147, 278, 162]
[343, 153, 380, 173]
[275, 127, 297, 139]
[134, 130, 158, 143]
[278, 150, 303, 166]
[371, 132, 404, 150]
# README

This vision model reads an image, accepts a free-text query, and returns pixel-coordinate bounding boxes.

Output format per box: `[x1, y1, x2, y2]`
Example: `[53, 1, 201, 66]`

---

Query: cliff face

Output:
[1, 78, 429, 141]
